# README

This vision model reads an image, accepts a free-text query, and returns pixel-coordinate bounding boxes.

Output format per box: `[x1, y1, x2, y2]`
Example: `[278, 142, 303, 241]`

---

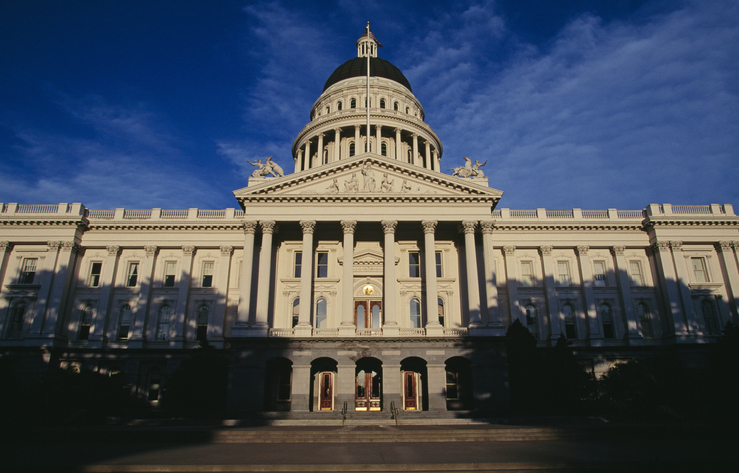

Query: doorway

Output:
[355, 300, 382, 329]
[355, 358, 382, 411]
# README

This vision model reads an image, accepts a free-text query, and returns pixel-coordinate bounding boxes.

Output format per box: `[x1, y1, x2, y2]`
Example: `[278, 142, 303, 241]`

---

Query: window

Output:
[410, 298, 421, 328]
[79, 305, 92, 340]
[438, 298, 445, 326]
[325, 106, 330, 114]
[557, 261, 571, 287]
[316, 252, 328, 278]
[316, 298, 327, 328]
[520, 261, 534, 287]
[435, 251, 443, 278]
[406, 107, 409, 114]
[409, 252, 421, 278]
[381, 142, 387, 156]
[126, 262, 139, 287]
[292, 298, 299, 328]
[364, 98, 370, 107]
[380, 98, 386, 108]
[117, 304, 131, 340]
[691, 257, 709, 283]
[88, 262, 102, 287]
[702, 299, 720, 336]
[525, 304, 538, 339]
[201, 262, 214, 287]
[593, 261, 606, 287]
[156, 306, 170, 341]
[164, 262, 176, 287]
[19, 258, 37, 284]
[294, 252, 302, 278]
[637, 303, 653, 339]
[563, 303, 577, 339]
[601, 304, 614, 339]
[349, 142, 355, 156]
[350, 98, 356, 109]
[5, 303, 25, 338]
[407, 150, 412, 163]
[337, 101, 342, 111]
[629, 261, 644, 286]
[197, 306, 209, 342]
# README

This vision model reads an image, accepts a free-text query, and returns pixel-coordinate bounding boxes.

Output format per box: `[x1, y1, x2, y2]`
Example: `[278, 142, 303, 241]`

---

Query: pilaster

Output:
[128, 245, 157, 346]
[296, 221, 316, 337]
[422, 220, 443, 336]
[252, 221, 276, 335]
[171, 245, 194, 344]
[339, 220, 357, 336]
[576, 245, 602, 345]
[382, 220, 399, 336]
[462, 221, 483, 330]
[612, 246, 642, 343]
[539, 245, 559, 340]
[234, 221, 257, 332]
[480, 221, 504, 335]
[90, 245, 120, 343]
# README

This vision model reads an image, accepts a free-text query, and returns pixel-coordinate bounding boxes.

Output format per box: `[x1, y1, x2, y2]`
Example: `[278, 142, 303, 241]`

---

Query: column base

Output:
[244, 325, 269, 337]
[339, 324, 356, 337]
[382, 324, 400, 337]
[230, 324, 251, 338]
[470, 326, 506, 337]
[425, 323, 444, 337]
[294, 324, 313, 337]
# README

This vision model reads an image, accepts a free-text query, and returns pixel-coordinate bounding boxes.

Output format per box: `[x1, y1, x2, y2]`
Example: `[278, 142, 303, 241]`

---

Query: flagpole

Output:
[366, 21, 371, 153]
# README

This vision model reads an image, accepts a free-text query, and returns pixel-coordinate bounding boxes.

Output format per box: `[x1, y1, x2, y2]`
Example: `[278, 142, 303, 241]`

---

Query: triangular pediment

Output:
[233, 153, 503, 204]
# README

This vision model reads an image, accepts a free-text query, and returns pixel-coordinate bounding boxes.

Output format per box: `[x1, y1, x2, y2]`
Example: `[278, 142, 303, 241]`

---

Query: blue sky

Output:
[1, 0, 737, 211]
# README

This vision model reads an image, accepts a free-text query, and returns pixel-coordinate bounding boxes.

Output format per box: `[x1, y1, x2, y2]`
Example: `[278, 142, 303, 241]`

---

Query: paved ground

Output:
[4, 419, 737, 472]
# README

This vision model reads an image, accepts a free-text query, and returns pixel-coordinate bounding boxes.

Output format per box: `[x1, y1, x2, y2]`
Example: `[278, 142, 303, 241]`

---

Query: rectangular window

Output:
[557, 261, 571, 287]
[520, 261, 534, 287]
[19, 258, 37, 284]
[691, 257, 709, 283]
[201, 262, 214, 287]
[593, 261, 606, 287]
[316, 252, 328, 278]
[126, 262, 139, 287]
[88, 262, 102, 287]
[294, 251, 302, 278]
[629, 261, 644, 286]
[164, 262, 176, 287]
[409, 252, 421, 278]
[435, 251, 443, 278]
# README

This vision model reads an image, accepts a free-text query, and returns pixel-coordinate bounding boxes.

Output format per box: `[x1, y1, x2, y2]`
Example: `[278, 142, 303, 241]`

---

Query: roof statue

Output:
[450, 157, 487, 179]
[247, 156, 285, 178]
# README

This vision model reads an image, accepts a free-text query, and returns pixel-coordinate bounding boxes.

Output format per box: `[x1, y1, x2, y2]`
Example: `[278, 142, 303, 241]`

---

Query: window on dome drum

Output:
[294, 251, 302, 278]
[5, 302, 25, 338]
[326, 106, 330, 114]
[316, 298, 327, 328]
[349, 142, 355, 156]
[197, 306, 209, 342]
[337, 101, 342, 111]
[407, 150, 412, 163]
[600, 304, 615, 339]
[637, 303, 653, 338]
[316, 252, 328, 278]
[593, 261, 606, 287]
[380, 99, 385, 108]
[350, 98, 356, 108]
[79, 305, 92, 340]
[629, 260, 644, 286]
[409, 252, 421, 278]
[406, 107, 409, 113]
[394, 102, 399, 111]
[19, 258, 37, 284]
[526, 304, 538, 339]
[292, 298, 299, 328]
[556, 261, 571, 287]
[156, 306, 170, 341]
[520, 261, 534, 287]
[201, 261, 214, 287]
[410, 298, 421, 328]
[126, 262, 139, 287]
[438, 298, 445, 326]
[163, 261, 176, 287]
[702, 299, 720, 335]
[365, 98, 370, 107]
[435, 251, 443, 278]
[117, 304, 131, 340]
[381, 142, 387, 156]
[563, 304, 577, 339]
[691, 257, 709, 282]
[88, 262, 102, 287]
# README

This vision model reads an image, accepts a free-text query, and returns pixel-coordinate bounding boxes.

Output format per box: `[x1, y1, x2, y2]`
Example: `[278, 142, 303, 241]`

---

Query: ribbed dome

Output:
[322, 56, 412, 92]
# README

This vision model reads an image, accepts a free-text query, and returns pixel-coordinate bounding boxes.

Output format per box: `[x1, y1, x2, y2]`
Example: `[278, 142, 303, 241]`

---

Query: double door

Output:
[403, 371, 421, 410]
[355, 369, 382, 411]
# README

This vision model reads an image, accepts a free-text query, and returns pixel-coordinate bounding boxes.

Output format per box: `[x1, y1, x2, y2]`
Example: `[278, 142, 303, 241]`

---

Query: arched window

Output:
[394, 102, 399, 111]
[292, 298, 299, 328]
[438, 298, 445, 326]
[381, 142, 387, 156]
[197, 305, 209, 342]
[337, 101, 342, 111]
[410, 298, 421, 328]
[350, 98, 356, 109]
[349, 142, 355, 156]
[380, 98, 386, 109]
[563, 304, 577, 339]
[637, 303, 653, 339]
[406, 107, 409, 114]
[525, 304, 538, 339]
[702, 299, 720, 336]
[5, 302, 25, 339]
[600, 304, 615, 339]
[316, 298, 327, 329]
[325, 106, 330, 114]
[407, 149, 412, 163]
[156, 305, 170, 341]
[79, 305, 92, 340]
[118, 304, 131, 340]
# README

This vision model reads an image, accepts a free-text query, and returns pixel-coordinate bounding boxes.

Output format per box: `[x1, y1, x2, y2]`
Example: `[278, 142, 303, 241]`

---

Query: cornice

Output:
[643, 217, 739, 228]
[0, 218, 88, 227]
[492, 222, 645, 232]
[86, 223, 245, 232]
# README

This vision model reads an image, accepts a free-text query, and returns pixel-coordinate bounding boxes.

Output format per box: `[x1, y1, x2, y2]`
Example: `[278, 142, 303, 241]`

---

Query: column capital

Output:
[300, 220, 317, 234]
[182, 245, 195, 256]
[717, 241, 733, 251]
[220, 245, 233, 256]
[576, 245, 589, 256]
[341, 220, 357, 234]
[61, 241, 80, 253]
[381, 220, 398, 234]
[480, 221, 494, 234]
[503, 245, 516, 256]
[611, 245, 626, 256]
[461, 221, 478, 234]
[651, 241, 671, 253]
[47, 241, 61, 250]
[144, 245, 158, 257]
[538, 245, 551, 256]
[107, 245, 121, 256]
[732, 241, 739, 249]
[0, 241, 11, 250]
[243, 221, 258, 234]
[669, 240, 683, 251]
[421, 220, 437, 234]
[260, 220, 277, 234]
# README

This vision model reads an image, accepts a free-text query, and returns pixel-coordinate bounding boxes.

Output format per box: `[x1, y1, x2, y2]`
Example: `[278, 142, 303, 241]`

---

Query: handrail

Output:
[341, 401, 348, 425]
[390, 401, 400, 425]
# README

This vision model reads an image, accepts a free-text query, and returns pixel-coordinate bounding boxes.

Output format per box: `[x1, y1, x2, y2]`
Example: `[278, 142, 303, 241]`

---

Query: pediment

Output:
[233, 154, 503, 204]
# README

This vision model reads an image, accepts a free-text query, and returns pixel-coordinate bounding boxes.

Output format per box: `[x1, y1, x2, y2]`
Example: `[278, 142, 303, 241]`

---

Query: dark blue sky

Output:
[1, 0, 737, 211]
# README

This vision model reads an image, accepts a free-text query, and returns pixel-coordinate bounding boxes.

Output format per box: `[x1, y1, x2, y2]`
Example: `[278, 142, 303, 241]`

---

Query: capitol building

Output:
[2, 29, 738, 418]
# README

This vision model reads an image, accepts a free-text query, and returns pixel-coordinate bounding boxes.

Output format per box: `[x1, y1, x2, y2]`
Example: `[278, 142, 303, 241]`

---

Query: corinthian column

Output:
[423, 220, 443, 336]
[236, 221, 257, 327]
[296, 220, 316, 337]
[462, 221, 483, 328]
[339, 220, 357, 336]
[334, 128, 341, 162]
[253, 221, 276, 335]
[382, 221, 399, 336]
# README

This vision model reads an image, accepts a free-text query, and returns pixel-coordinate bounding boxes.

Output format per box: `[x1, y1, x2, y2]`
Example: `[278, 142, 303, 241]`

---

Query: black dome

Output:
[322, 56, 412, 92]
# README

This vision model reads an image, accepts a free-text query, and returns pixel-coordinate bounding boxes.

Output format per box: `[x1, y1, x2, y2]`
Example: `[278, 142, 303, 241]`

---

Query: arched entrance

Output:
[310, 357, 337, 411]
[445, 357, 473, 411]
[355, 357, 382, 411]
[400, 357, 428, 411]
[264, 357, 292, 412]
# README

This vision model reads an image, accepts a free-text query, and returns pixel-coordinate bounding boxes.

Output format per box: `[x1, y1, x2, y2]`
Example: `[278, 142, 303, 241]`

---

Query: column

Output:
[425, 141, 431, 169]
[172, 245, 194, 343]
[0, 242, 12, 325]
[317, 133, 324, 166]
[296, 220, 316, 337]
[382, 220, 399, 336]
[290, 364, 311, 412]
[89, 245, 120, 343]
[717, 241, 739, 324]
[671, 241, 701, 335]
[294, 149, 301, 173]
[540, 246, 559, 341]
[29, 241, 60, 335]
[576, 246, 601, 345]
[339, 220, 357, 336]
[652, 241, 686, 337]
[480, 221, 504, 333]
[462, 221, 483, 328]
[412, 134, 418, 166]
[210, 245, 233, 344]
[433, 149, 440, 171]
[394, 128, 401, 161]
[236, 222, 257, 328]
[129, 245, 157, 345]
[334, 128, 341, 162]
[422, 220, 443, 335]
[253, 221, 276, 334]
[375, 124, 382, 155]
[42, 241, 80, 336]
[354, 125, 361, 155]
[502, 246, 520, 328]
[612, 246, 641, 342]
[304, 141, 311, 170]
